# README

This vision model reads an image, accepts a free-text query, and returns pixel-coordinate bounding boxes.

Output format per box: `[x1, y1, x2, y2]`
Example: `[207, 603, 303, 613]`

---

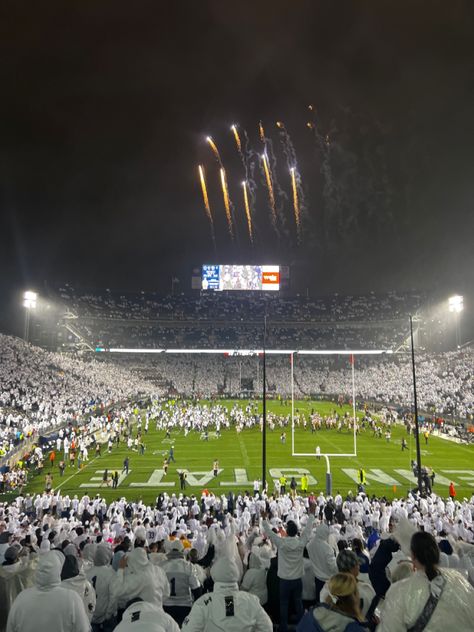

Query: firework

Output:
[198, 165, 216, 248]
[242, 180, 253, 242]
[206, 136, 222, 166]
[259, 121, 266, 143]
[261, 153, 277, 227]
[198, 165, 213, 223]
[290, 167, 301, 239]
[220, 168, 234, 238]
[231, 125, 242, 153]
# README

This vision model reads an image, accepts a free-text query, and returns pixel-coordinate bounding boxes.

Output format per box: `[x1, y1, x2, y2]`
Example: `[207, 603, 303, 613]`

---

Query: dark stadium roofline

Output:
[95, 347, 394, 355]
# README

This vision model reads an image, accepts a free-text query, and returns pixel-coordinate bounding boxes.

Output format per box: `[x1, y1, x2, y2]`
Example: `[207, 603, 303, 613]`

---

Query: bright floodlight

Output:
[23, 291, 37, 309]
[448, 295, 464, 313]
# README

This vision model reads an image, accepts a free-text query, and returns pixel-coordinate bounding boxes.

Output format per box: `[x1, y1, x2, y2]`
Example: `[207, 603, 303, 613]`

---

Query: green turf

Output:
[11, 399, 474, 504]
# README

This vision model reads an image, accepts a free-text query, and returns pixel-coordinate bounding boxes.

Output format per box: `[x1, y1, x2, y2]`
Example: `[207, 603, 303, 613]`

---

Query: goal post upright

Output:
[291, 351, 295, 455]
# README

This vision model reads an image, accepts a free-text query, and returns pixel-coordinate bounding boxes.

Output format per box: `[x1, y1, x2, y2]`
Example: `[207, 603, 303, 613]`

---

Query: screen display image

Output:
[202, 265, 280, 291]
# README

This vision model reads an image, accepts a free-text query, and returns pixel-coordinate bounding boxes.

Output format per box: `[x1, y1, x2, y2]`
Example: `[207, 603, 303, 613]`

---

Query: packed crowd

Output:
[107, 351, 474, 421]
[1, 487, 474, 632]
[52, 286, 429, 352]
[56, 285, 426, 324]
[1, 332, 472, 475]
[0, 335, 155, 462]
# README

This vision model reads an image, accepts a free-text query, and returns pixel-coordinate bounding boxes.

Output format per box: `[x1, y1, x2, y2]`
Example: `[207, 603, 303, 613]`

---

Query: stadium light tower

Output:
[410, 315, 423, 494]
[448, 295, 464, 347]
[23, 291, 37, 342]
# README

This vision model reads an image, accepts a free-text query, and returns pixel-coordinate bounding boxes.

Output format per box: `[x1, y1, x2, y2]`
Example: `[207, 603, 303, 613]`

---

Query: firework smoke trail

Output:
[219, 168, 234, 239]
[290, 167, 301, 241]
[277, 120, 307, 230]
[242, 180, 253, 243]
[307, 104, 334, 240]
[231, 123, 249, 180]
[276, 121, 297, 167]
[206, 136, 223, 167]
[243, 129, 258, 197]
[198, 165, 216, 249]
[261, 153, 278, 229]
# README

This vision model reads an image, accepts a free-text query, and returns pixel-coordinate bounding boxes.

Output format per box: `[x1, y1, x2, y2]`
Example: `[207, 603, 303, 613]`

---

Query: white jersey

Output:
[161, 557, 200, 607]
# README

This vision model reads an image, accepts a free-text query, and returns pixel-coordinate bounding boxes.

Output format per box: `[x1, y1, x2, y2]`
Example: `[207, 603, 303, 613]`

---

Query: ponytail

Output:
[410, 531, 440, 581]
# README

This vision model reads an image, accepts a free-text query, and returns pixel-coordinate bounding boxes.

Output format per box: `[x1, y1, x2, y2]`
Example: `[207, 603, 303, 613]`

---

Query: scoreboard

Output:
[201, 265, 280, 291]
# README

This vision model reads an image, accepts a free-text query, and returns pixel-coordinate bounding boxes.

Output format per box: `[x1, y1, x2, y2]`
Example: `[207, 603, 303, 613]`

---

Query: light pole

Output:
[262, 315, 267, 492]
[23, 291, 37, 342]
[410, 315, 423, 494]
[448, 295, 464, 348]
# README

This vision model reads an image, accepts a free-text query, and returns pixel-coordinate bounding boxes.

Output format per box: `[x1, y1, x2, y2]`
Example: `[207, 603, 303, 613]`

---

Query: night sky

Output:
[1, 1, 473, 332]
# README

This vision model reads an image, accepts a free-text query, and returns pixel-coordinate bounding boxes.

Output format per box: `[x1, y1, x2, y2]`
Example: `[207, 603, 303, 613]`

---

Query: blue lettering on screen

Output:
[202, 265, 221, 290]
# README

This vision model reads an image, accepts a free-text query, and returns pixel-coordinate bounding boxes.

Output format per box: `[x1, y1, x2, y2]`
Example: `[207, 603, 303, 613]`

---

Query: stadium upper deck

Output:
[52, 285, 427, 351]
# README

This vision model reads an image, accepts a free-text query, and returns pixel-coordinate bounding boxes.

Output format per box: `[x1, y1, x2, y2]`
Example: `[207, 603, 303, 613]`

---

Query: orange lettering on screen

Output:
[262, 272, 280, 284]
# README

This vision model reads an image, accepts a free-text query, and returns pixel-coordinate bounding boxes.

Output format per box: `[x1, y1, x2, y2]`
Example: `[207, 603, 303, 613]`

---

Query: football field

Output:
[19, 399, 474, 504]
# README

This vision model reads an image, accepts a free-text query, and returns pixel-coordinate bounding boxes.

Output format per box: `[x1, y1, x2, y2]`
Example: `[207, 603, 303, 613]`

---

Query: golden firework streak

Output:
[290, 167, 301, 237]
[220, 168, 233, 238]
[261, 153, 277, 227]
[242, 181, 253, 242]
[206, 136, 222, 165]
[259, 121, 265, 143]
[231, 125, 242, 153]
[198, 165, 213, 224]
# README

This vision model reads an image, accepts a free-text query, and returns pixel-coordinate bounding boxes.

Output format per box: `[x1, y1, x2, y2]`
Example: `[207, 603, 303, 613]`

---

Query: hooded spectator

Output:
[61, 553, 96, 621]
[182, 557, 272, 632]
[85, 545, 117, 630]
[6, 551, 90, 632]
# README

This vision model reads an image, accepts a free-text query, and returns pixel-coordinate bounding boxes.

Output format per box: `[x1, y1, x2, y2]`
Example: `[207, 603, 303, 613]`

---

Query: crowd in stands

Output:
[55, 285, 426, 324]
[1, 486, 474, 631]
[0, 335, 155, 462]
[1, 332, 472, 474]
[107, 351, 474, 421]
[53, 286, 430, 352]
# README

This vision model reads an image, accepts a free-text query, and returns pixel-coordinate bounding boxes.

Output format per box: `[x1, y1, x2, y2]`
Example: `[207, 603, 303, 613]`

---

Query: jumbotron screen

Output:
[202, 265, 280, 291]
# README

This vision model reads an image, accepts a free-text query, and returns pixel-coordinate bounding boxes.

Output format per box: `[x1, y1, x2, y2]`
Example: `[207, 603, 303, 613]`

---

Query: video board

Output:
[201, 265, 280, 291]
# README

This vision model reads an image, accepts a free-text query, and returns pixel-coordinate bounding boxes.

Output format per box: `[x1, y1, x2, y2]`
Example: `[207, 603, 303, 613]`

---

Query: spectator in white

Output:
[181, 557, 272, 632]
[6, 551, 90, 632]
[85, 545, 117, 631]
[261, 503, 316, 632]
[306, 523, 338, 602]
[115, 599, 180, 632]
[61, 553, 96, 621]
[113, 546, 170, 613]
[0, 531, 11, 564]
[162, 540, 201, 626]
[240, 550, 268, 605]
[377, 531, 474, 631]
[320, 549, 376, 618]
[0, 545, 34, 630]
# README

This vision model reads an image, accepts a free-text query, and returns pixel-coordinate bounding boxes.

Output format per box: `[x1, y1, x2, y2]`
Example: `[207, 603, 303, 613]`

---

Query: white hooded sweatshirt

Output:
[6, 552, 90, 632]
[307, 524, 338, 581]
[113, 547, 170, 610]
[240, 552, 268, 605]
[85, 545, 117, 624]
[115, 600, 180, 632]
[0, 556, 35, 630]
[182, 558, 272, 632]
